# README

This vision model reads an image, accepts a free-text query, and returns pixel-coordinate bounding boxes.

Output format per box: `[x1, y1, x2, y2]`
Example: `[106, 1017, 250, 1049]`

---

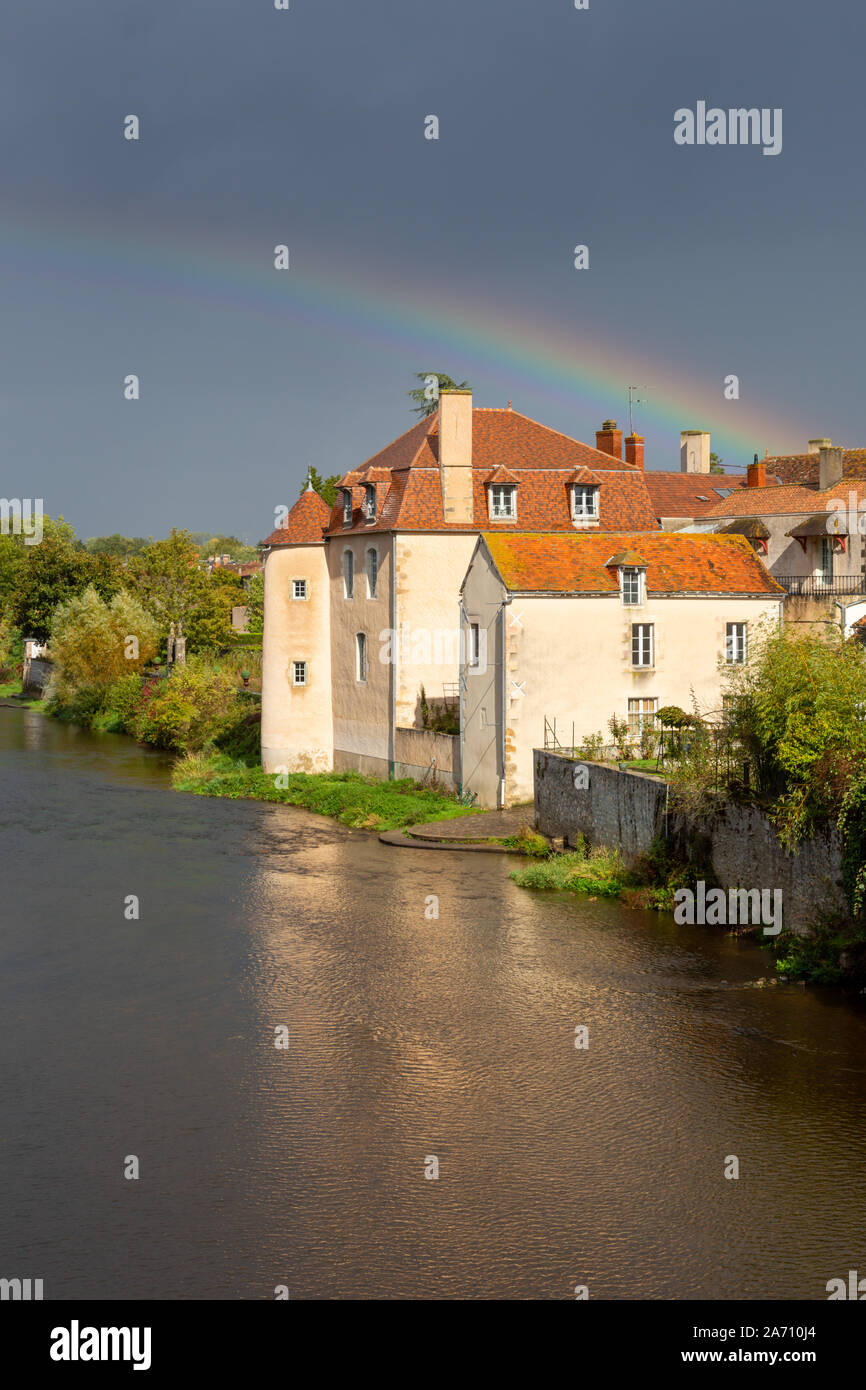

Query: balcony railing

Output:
[775, 574, 866, 598]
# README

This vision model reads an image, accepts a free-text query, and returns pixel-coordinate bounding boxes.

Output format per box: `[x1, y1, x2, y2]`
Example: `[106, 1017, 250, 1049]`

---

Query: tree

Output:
[246, 572, 264, 635]
[709, 452, 724, 474]
[299, 467, 341, 508]
[49, 586, 159, 701]
[408, 372, 471, 418]
[126, 529, 244, 653]
[200, 535, 259, 564]
[7, 529, 122, 641]
[85, 534, 149, 557]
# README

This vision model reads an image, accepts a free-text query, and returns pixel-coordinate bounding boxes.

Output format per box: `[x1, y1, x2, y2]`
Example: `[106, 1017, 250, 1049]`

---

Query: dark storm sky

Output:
[1, 0, 864, 541]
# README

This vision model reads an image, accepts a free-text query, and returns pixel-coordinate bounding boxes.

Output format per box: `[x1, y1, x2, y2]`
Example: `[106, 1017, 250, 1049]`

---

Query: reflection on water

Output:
[1, 710, 865, 1299]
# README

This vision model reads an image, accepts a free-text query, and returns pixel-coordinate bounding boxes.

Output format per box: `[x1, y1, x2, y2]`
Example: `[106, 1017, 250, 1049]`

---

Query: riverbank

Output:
[171, 751, 479, 831]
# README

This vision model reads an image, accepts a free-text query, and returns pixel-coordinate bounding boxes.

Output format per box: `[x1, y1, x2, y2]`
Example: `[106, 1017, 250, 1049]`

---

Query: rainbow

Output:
[1, 211, 808, 469]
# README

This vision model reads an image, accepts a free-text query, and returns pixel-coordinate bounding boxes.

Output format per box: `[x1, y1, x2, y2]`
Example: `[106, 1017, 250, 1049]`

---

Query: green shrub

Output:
[131, 657, 238, 752]
[49, 586, 158, 705]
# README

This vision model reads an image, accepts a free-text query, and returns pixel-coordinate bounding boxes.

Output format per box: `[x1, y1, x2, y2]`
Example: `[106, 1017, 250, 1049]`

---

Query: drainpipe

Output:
[500, 595, 511, 809]
[458, 598, 467, 797]
[389, 532, 396, 778]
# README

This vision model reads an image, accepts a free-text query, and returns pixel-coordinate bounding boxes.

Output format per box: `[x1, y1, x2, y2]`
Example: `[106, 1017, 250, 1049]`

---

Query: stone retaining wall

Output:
[533, 749, 849, 936]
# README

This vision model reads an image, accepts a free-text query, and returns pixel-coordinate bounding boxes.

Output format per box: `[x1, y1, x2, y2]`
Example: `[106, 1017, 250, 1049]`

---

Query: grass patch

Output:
[171, 752, 479, 831]
[621, 758, 666, 776]
[499, 828, 550, 857]
[511, 843, 634, 897]
[0, 680, 44, 709]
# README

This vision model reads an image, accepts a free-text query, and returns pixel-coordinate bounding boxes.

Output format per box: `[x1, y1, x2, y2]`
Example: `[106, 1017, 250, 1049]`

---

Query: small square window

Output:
[293, 661, 307, 686]
[292, 579, 307, 600]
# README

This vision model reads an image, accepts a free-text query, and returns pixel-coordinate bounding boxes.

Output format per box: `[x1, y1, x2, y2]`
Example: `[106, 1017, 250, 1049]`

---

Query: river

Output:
[1, 709, 865, 1300]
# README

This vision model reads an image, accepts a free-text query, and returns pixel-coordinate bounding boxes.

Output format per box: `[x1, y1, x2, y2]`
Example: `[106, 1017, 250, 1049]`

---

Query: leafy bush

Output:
[578, 731, 605, 760]
[608, 714, 634, 761]
[49, 586, 158, 703]
[131, 657, 239, 752]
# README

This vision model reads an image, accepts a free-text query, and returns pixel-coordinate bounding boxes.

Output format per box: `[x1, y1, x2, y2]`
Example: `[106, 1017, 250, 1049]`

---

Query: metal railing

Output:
[775, 574, 865, 597]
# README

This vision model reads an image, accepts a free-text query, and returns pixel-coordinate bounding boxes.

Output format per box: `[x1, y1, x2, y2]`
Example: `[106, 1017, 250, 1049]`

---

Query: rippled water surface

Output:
[1, 710, 865, 1299]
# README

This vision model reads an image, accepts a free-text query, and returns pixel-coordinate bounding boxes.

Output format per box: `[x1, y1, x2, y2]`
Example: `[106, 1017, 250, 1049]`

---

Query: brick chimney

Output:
[596, 419, 622, 459]
[680, 430, 710, 473]
[624, 434, 644, 469]
[438, 390, 473, 523]
[808, 437, 831, 454]
[746, 456, 767, 488]
[818, 445, 843, 492]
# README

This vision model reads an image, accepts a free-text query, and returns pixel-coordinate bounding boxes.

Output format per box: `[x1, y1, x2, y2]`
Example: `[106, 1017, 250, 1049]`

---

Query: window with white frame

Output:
[572, 484, 600, 522]
[292, 579, 307, 600]
[628, 697, 658, 735]
[726, 621, 747, 664]
[364, 484, 376, 521]
[621, 567, 644, 605]
[343, 549, 354, 598]
[631, 623, 654, 668]
[292, 661, 307, 686]
[342, 489, 353, 526]
[490, 484, 516, 520]
[356, 632, 367, 683]
[366, 547, 378, 598]
[469, 622, 481, 668]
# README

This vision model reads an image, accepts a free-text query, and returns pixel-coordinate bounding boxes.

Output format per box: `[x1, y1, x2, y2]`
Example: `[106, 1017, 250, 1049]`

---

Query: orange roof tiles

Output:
[262, 487, 330, 545]
[763, 449, 866, 487]
[317, 405, 658, 537]
[642, 471, 781, 518]
[481, 532, 784, 595]
[701, 482, 866, 519]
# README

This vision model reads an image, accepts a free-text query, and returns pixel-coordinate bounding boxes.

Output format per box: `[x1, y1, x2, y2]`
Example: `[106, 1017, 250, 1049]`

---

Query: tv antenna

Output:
[627, 385, 648, 437]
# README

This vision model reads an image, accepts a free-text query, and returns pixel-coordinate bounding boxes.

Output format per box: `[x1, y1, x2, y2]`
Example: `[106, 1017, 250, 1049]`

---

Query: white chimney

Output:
[808, 437, 831, 454]
[680, 430, 710, 473]
[438, 390, 473, 524]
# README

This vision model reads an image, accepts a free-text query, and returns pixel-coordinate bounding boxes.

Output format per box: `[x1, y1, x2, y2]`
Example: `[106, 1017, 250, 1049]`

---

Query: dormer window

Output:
[621, 567, 645, 606]
[490, 484, 516, 520]
[342, 489, 353, 526]
[572, 484, 599, 522]
[364, 484, 377, 522]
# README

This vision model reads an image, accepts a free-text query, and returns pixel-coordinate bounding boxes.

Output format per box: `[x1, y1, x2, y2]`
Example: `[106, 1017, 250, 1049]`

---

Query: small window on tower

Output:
[292, 579, 307, 600]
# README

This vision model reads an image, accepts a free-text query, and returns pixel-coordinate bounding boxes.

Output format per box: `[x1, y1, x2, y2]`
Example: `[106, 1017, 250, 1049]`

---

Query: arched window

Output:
[356, 632, 367, 683]
[366, 547, 378, 598]
[343, 549, 354, 598]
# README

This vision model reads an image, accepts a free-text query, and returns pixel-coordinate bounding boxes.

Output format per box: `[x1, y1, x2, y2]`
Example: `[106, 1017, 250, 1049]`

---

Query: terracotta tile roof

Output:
[642, 470, 781, 518]
[262, 488, 330, 545]
[480, 531, 784, 595]
[702, 482, 866, 519]
[483, 464, 520, 484]
[763, 449, 866, 487]
[321, 405, 658, 536]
